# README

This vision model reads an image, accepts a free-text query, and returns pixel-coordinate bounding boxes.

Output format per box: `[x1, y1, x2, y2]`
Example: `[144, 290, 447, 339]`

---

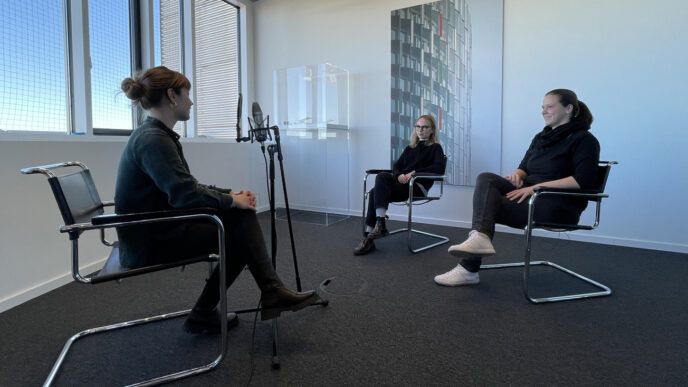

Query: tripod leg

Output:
[272, 319, 280, 369]
[277, 154, 303, 291]
[267, 146, 281, 370]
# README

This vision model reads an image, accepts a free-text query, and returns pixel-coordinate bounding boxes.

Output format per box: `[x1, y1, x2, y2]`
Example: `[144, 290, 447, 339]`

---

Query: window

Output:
[0, 1, 68, 133]
[153, 0, 241, 138]
[194, 0, 241, 139]
[0, 0, 134, 135]
[155, 0, 184, 135]
[90, 0, 135, 132]
[2, 0, 243, 139]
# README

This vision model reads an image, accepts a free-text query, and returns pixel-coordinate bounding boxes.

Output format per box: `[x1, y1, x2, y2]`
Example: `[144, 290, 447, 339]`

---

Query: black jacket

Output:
[114, 117, 233, 267]
[393, 141, 445, 190]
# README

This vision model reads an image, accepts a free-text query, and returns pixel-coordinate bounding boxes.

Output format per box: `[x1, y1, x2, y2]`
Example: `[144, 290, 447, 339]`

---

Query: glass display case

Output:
[274, 63, 349, 130]
[274, 63, 350, 225]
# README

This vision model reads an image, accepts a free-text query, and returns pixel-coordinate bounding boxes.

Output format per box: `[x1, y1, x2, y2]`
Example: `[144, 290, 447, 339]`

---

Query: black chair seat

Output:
[91, 242, 217, 284]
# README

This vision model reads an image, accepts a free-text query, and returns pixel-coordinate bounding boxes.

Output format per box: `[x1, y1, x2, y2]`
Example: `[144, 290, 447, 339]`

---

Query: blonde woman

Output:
[354, 115, 445, 255]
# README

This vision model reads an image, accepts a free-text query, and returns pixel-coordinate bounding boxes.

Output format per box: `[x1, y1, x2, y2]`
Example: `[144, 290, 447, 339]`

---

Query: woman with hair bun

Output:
[116, 66, 319, 333]
[435, 89, 600, 286]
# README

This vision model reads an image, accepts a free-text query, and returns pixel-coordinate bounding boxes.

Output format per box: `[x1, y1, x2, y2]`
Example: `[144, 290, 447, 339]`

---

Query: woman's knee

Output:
[374, 172, 392, 185]
[475, 172, 501, 186]
[217, 207, 260, 231]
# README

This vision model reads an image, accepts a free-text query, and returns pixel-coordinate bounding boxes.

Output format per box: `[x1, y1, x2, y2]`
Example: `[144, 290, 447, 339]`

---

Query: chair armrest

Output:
[365, 169, 393, 174]
[532, 187, 608, 201]
[409, 174, 447, 201]
[92, 207, 218, 226]
[533, 186, 599, 194]
[411, 173, 446, 181]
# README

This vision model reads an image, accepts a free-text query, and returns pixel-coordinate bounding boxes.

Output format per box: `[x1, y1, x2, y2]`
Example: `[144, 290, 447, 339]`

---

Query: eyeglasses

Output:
[414, 125, 431, 130]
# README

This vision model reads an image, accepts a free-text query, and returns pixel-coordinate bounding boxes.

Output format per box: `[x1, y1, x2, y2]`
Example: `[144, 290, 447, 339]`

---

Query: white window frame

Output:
[1, 0, 249, 144]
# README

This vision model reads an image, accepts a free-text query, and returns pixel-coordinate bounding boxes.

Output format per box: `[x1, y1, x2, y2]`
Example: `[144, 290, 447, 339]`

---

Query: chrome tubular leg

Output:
[523, 225, 534, 301]
[481, 259, 612, 303]
[44, 310, 193, 387]
[388, 227, 449, 253]
[407, 200, 413, 250]
[362, 175, 369, 236]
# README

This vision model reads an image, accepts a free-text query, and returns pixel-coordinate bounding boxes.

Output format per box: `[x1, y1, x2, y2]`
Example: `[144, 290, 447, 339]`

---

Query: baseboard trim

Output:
[379, 212, 688, 254]
[263, 206, 688, 254]
[0, 258, 106, 314]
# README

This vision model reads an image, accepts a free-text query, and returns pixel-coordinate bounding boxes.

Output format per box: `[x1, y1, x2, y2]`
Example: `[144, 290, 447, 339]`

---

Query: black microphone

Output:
[251, 102, 271, 143]
[252, 102, 264, 128]
[235, 93, 244, 142]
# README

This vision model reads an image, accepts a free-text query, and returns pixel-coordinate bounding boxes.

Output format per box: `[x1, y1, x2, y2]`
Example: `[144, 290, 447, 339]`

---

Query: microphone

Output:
[235, 93, 244, 142]
[252, 102, 264, 128]
[250, 102, 270, 143]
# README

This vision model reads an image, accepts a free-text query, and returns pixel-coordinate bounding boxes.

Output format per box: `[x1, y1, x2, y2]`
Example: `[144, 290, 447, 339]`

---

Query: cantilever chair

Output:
[22, 161, 229, 386]
[362, 157, 448, 253]
[481, 160, 618, 303]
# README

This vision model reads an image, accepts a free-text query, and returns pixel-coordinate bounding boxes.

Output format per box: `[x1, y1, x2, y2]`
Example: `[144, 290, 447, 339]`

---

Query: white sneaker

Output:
[434, 265, 480, 286]
[447, 230, 496, 257]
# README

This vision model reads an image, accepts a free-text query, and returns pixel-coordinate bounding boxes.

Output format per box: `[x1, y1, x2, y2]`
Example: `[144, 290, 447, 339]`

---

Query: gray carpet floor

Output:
[1, 212, 687, 386]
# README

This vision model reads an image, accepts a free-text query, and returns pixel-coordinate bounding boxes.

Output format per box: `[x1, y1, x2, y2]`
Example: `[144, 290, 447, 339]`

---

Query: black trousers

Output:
[365, 172, 425, 228]
[461, 172, 582, 272]
[154, 208, 281, 310]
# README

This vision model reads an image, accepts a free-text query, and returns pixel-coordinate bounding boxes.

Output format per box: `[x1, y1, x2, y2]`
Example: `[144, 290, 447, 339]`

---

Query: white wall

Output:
[252, 0, 688, 253]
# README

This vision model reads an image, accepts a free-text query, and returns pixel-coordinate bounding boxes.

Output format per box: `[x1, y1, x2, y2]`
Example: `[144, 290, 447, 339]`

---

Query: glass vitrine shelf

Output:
[274, 64, 350, 225]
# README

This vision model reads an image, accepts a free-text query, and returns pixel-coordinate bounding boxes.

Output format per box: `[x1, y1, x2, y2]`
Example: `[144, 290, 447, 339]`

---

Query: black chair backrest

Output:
[48, 169, 104, 225]
[594, 161, 615, 194]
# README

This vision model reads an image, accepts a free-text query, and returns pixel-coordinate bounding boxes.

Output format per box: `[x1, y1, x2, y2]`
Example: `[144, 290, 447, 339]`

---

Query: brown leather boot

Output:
[260, 285, 319, 321]
[367, 216, 389, 239]
[353, 237, 376, 256]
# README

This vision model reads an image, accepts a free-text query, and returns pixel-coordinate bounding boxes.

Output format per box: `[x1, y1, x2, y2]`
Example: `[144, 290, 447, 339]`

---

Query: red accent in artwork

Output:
[440, 13, 443, 37]
[439, 107, 443, 131]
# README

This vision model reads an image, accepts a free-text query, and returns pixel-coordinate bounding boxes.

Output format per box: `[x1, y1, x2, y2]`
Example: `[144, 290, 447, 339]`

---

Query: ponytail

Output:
[546, 89, 594, 129]
[572, 100, 593, 128]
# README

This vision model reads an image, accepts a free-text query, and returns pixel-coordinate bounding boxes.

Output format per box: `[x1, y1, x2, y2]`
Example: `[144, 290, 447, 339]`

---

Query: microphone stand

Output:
[235, 117, 328, 369]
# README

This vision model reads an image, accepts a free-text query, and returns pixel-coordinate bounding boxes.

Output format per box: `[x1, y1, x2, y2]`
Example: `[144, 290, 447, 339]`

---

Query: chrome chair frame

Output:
[480, 161, 618, 303]
[362, 169, 449, 253]
[22, 162, 228, 387]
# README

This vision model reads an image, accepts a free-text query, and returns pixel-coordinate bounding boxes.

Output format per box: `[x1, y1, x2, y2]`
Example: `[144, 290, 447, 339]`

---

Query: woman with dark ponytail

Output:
[116, 66, 319, 333]
[435, 89, 600, 286]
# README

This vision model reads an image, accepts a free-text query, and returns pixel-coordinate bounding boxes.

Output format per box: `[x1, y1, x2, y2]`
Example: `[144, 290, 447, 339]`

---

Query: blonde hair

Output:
[409, 114, 439, 148]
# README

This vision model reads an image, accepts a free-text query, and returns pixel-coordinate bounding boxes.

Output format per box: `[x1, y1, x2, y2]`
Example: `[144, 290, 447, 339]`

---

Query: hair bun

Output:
[121, 77, 145, 101]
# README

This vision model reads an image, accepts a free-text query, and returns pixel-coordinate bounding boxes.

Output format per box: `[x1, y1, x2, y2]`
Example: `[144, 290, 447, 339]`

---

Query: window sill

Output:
[0, 132, 245, 144]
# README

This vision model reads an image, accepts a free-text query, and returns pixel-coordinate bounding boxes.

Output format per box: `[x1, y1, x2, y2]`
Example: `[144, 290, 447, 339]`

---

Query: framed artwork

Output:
[391, 0, 503, 186]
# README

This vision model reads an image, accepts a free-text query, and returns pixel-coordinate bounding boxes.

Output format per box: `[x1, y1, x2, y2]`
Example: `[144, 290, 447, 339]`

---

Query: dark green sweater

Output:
[114, 117, 233, 267]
